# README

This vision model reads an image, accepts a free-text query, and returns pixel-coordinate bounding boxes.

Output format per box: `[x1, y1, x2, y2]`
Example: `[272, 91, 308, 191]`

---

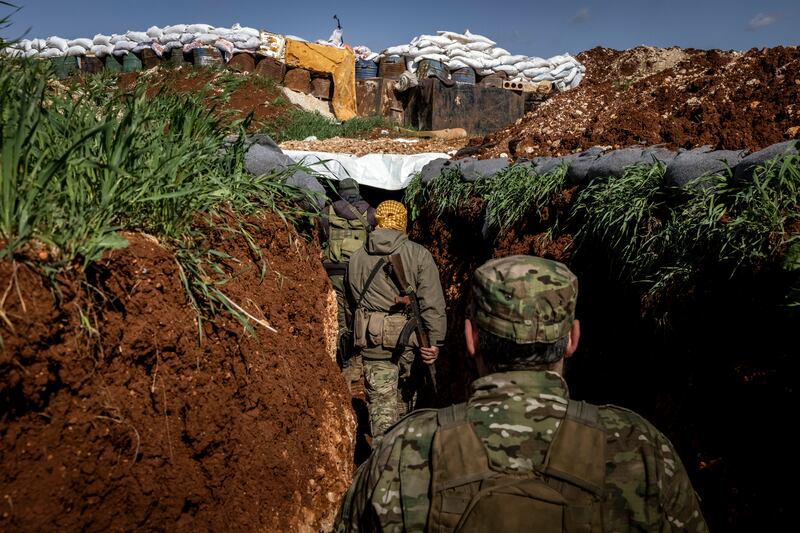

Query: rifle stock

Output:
[388, 254, 437, 393]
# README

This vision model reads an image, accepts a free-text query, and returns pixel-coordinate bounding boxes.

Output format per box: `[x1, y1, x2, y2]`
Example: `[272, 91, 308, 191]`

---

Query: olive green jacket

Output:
[347, 228, 447, 359]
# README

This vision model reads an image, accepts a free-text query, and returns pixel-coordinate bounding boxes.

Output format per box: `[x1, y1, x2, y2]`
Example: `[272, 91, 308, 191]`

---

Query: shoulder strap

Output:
[343, 201, 371, 230]
[541, 400, 606, 496]
[353, 257, 387, 310]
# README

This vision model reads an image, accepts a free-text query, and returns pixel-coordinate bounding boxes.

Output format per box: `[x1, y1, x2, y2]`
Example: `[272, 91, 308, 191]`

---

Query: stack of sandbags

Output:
[379, 29, 585, 91]
[3, 22, 263, 60]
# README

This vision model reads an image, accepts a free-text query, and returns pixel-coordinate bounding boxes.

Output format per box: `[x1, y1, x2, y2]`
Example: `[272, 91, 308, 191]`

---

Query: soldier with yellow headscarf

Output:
[346, 200, 447, 438]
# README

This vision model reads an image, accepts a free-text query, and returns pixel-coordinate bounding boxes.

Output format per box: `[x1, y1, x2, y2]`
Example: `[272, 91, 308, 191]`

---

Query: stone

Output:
[284, 67, 312, 94]
[254, 56, 285, 83]
[227, 53, 255, 73]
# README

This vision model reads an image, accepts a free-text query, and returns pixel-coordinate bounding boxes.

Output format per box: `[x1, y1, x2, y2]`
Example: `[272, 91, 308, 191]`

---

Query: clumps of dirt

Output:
[472, 46, 800, 159]
[0, 213, 352, 532]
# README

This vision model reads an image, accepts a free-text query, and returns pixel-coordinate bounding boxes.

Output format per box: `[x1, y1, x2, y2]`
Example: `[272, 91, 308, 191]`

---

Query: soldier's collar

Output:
[470, 370, 570, 400]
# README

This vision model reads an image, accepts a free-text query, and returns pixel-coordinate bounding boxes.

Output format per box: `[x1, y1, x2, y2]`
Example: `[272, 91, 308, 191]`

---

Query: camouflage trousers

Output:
[363, 350, 417, 437]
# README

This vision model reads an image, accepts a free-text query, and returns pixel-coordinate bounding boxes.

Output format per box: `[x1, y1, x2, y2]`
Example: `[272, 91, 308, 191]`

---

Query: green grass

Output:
[259, 109, 388, 143]
[0, 56, 318, 338]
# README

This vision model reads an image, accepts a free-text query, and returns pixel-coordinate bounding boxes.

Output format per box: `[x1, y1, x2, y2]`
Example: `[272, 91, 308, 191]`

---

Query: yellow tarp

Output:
[284, 39, 357, 121]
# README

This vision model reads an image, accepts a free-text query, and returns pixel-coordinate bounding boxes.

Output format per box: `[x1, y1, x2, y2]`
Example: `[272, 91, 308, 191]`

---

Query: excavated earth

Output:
[0, 213, 352, 532]
[471, 45, 800, 158]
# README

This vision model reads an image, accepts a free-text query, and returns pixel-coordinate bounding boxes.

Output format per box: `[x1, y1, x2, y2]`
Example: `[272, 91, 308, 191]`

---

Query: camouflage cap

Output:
[472, 255, 578, 344]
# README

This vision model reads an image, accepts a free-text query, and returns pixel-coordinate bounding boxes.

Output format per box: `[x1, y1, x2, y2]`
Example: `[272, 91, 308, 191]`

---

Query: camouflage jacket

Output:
[334, 370, 708, 532]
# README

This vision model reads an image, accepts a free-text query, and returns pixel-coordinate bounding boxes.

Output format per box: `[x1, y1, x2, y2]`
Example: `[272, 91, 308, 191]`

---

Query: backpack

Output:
[427, 400, 606, 533]
[323, 204, 369, 264]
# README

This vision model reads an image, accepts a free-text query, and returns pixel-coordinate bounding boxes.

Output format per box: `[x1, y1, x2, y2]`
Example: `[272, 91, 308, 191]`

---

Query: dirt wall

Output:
[0, 213, 353, 532]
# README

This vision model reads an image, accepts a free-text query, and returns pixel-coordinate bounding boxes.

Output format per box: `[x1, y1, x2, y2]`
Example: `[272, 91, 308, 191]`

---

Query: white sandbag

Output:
[477, 68, 495, 76]
[523, 67, 550, 77]
[237, 27, 260, 38]
[2, 47, 21, 57]
[132, 43, 152, 53]
[505, 54, 528, 65]
[569, 71, 584, 88]
[494, 64, 519, 75]
[109, 34, 125, 44]
[114, 40, 137, 51]
[46, 36, 68, 51]
[40, 48, 64, 58]
[93, 34, 112, 46]
[489, 47, 509, 58]
[162, 41, 183, 51]
[30, 38, 46, 50]
[160, 32, 181, 44]
[147, 26, 163, 39]
[409, 46, 445, 57]
[533, 72, 555, 81]
[445, 42, 469, 53]
[125, 31, 149, 43]
[91, 44, 113, 56]
[514, 61, 541, 71]
[113, 49, 129, 57]
[412, 53, 449, 64]
[551, 61, 574, 76]
[196, 33, 219, 44]
[459, 56, 485, 70]
[437, 30, 469, 43]
[563, 67, 579, 84]
[548, 54, 573, 65]
[180, 33, 196, 44]
[414, 39, 433, 49]
[224, 32, 250, 43]
[419, 35, 453, 47]
[447, 58, 468, 70]
[526, 57, 550, 68]
[65, 45, 86, 56]
[68, 38, 92, 49]
[579, 64, 586, 72]
[384, 45, 410, 55]
[482, 58, 500, 69]
[447, 48, 471, 59]
[187, 24, 213, 34]
[24, 48, 39, 58]
[19, 40, 31, 51]
[163, 24, 187, 34]
[237, 37, 260, 49]
[463, 30, 496, 46]
[466, 41, 493, 52]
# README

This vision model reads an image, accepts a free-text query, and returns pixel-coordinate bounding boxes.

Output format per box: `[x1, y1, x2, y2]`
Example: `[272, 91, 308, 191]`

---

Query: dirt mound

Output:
[0, 214, 352, 532]
[472, 46, 800, 159]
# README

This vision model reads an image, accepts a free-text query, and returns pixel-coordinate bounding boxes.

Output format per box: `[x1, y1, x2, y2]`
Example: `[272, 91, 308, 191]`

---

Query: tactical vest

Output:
[427, 400, 606, 533]
[323, 204, 368, 264]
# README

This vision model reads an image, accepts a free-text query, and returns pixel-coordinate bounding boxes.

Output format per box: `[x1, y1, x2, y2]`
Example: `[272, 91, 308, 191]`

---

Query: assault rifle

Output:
[388, 254, 438, 395]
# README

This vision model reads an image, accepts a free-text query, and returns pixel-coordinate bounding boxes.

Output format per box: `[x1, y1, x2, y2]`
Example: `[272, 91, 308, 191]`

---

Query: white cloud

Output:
[571, 7, 590, 24]
[747, 13, 777, 30]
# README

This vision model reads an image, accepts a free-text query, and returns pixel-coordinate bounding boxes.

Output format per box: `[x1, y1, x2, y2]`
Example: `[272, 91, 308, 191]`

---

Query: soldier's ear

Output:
[565, 319, 580, 359]
[464, 318, 478, 357]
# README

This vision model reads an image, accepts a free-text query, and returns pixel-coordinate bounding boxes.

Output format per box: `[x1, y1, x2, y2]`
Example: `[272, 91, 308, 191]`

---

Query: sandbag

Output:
[163, 24, 187, 34]
[243, 134, 295, 176]
[114, 41, 137, 52]
[46, 36, 68, 51]
[187, 24, 213, 34]
[159, 33, 181, 44]
[68, 38, 92, 49]
[586, 147, 649, 181]
[126, 31, 149, 43]
[196, 33, 219, 45]
[146, 26, 163, 39]
[40, 48, 63, 58]
[463, 30, 496, 46]
[565, 147, 605, 185]
[65, 45, 86, 56]
[420, 158, 452, 184]
[91, 44, 114, 57]
[286, 171, 326, 209]
[459, 157, 509, 182]
[732, 141, 799, 182]
[664, 147, 746, 186]
[466, 41, 493, 52]
[93, 34, 111, 46]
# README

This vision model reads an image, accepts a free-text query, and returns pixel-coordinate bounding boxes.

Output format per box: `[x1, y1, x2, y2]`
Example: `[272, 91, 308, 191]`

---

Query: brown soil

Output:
[0, 213, 352, 532]
[280, 134, 469, 156]
[114, 66, 290, 132]
[470, 45, 800, 159]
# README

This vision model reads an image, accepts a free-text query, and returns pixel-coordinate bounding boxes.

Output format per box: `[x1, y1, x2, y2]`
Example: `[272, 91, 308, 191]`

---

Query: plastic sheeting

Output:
[282, 150, 449, 190]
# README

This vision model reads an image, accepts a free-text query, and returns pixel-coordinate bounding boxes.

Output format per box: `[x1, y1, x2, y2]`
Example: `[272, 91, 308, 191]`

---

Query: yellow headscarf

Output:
[375, 200, 408, 232]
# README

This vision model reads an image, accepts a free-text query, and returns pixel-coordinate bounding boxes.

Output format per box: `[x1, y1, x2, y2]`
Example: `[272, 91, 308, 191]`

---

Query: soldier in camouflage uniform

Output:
[335, 255, 708, 532]
[347, 200, 447, 438]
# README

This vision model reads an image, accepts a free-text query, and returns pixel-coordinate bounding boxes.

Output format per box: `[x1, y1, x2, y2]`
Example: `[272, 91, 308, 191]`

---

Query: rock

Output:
[284, 67, 312, 94]
[227, 53, 255, 73]
[281, 88, 336, 120]
[254, 56, 285, 83]
[311, 78, 332, 100]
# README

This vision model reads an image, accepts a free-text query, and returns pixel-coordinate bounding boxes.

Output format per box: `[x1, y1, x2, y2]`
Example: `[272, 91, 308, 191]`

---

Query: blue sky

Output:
[3, 1, 798, 58]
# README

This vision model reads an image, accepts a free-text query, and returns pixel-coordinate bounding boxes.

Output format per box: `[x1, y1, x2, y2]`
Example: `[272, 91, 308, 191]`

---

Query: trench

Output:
[354, 186, 796, 532]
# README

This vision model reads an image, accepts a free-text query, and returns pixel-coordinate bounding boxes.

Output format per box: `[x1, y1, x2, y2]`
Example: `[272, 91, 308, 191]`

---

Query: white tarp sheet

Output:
[282, 150, 449, 190]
